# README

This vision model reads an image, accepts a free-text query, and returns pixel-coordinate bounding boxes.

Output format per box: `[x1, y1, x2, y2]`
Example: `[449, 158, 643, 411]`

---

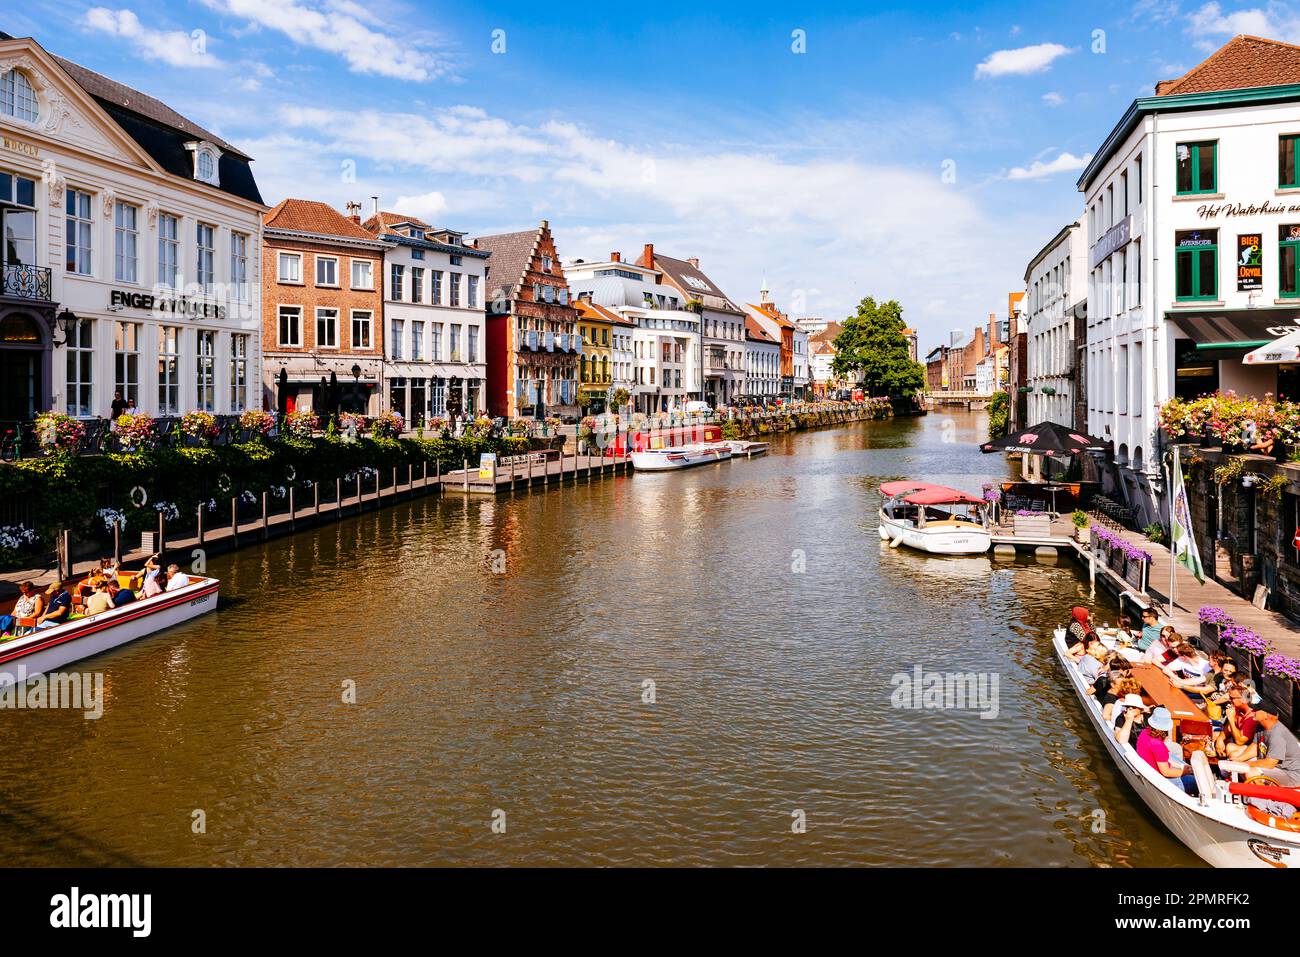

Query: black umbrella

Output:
[980, 421, 1107, 456]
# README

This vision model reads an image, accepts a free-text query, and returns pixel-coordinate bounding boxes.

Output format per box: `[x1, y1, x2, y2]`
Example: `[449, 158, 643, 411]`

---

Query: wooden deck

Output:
[440, 450, 632, 493]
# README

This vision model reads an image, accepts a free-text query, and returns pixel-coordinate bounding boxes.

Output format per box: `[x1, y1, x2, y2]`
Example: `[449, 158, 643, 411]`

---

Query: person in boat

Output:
[1215, 685, 1259, 761]
[1102, 675, 1143, 724]
[1135, 608, 1163, 652]
[1143, 626, 1179, 665]
[1241, 707, 1300, 787]
[1088, 658, 1132, 716]
[1131, 707, 1199, 796]
[35, 581, 72, 630]
[1060, 608, 1092, 655]
[84, 581, 115, 617]
[1112, 614, 1138, 645]
[141, 566, 165, 599]
[107, 579, 135, 607]
[1077, 639, 1110, 681]
[164, 563, 191, 592]
[0, 581, 42, 637]
[1113, 693, 1149, 741]
[1161, 642, 1213, 691]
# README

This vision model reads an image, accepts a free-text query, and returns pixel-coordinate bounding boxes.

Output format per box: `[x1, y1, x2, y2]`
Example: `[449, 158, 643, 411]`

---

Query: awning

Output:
[1166, 308, 1300, 345]
[1244, 327, 1300, 364]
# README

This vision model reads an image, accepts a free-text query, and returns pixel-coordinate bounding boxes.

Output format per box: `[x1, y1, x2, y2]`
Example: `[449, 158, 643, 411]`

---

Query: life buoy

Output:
[1246, 804, 1300, 833]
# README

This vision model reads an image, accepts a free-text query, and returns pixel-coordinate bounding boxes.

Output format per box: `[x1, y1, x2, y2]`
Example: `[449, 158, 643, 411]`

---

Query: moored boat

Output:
[1053, 627, 1300, 868]
[722, 440, 768, 458]
[877, 481, 991, 554]
[0, 575, 220, 680]
[630, 443, 733, 471]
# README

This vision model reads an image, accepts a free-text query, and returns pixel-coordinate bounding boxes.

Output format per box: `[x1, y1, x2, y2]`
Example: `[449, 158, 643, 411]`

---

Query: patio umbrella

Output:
[1243, 327, 1300, 365]
[980, 421, 1106, 456]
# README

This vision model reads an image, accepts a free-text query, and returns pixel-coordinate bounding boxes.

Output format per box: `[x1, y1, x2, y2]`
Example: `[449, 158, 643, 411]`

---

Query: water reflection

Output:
[0, 410, 1200, 867]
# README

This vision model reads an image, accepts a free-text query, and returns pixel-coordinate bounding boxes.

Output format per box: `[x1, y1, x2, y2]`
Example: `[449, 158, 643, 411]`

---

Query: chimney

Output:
[371, 196, 379, 217]
[345, 201, 362, 224]
[611, 251, 621, 262]
[642, 243, 654, 267]
[687, 257, 699, 268]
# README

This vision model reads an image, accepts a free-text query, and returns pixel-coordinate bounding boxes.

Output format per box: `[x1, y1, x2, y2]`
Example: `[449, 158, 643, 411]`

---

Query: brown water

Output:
[0, 411, 1202, 866]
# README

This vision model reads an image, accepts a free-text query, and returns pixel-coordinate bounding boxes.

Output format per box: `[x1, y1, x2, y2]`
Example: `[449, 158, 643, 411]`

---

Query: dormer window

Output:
[0, 69, 39, 123]
[185, 141, 223, 186]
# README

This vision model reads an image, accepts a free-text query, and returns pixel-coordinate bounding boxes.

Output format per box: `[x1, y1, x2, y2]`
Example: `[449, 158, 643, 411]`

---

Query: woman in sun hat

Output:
[1133, 707, 1199, 796]
[1112, 692, 1149, 740]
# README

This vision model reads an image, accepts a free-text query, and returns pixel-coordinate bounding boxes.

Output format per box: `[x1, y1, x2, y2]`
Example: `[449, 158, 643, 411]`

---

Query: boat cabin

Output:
[879, 482, 987, 530]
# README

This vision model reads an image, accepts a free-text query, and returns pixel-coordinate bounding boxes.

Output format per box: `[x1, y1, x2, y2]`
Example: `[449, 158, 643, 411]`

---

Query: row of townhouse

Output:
[0, 30, 815, 428]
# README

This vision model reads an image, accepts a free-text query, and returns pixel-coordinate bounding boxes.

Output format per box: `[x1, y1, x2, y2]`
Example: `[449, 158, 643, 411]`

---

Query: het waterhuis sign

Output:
[1196, 199, 1300, 220]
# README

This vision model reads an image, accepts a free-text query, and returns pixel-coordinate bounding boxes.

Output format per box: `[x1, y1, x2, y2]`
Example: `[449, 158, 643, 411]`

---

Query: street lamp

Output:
[53, 307, 78, 344]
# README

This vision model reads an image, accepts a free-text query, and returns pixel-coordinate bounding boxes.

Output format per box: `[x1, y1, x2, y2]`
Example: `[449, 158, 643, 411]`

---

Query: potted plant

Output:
[1122, 542, 1150, 590]
[1013, 509, 1052, 538]
[34, 409, 86, 457]
[1222, 624, 1272, 684]
[1070, 509, 1089, 544]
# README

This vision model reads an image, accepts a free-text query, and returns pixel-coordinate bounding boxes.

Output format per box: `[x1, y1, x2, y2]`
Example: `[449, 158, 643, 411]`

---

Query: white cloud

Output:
[1006, 150, 1093, 180]
[392, 190, 448, 221]
[1042, 91, 1065, 106]
[975, 42, 1074, 78]
[1186, 1, 1283, 37]
[82, 8, 222, 68]
[201, 0, 450, 81]
[256, 102, 1043, 344]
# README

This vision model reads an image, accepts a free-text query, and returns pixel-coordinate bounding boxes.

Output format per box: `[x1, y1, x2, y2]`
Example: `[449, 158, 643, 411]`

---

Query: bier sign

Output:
[1237, 234, 1263, 291]
[478, 452, 496, 481]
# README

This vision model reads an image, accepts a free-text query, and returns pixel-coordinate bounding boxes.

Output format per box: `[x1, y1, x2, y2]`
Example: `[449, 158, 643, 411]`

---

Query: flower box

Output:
[1261, 672, 1296, 728]
[1124, 556, 1146, 590]
[1013, 514, 1052, 538]
[1226, 642, 1253, 679]
[1198, 621, 1222, 655]
[1108, 548, 1126, 575]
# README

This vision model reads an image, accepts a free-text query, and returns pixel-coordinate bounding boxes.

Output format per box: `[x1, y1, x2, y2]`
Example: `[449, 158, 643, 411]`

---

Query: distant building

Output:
[1024, 218, 1087, 430]
[924, 345, 948, 393]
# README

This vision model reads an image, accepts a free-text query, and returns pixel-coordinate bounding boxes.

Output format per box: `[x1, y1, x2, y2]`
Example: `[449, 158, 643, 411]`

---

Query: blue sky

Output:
[7, 0, 1289, 348]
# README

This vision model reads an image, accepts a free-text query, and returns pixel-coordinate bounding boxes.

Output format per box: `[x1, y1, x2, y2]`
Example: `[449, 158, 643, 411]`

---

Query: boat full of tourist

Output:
[0, 563, 219, 681]
[877, 482, 991, 554]
[630, 443, 733, 471]
[1054, 612, 1300, 868]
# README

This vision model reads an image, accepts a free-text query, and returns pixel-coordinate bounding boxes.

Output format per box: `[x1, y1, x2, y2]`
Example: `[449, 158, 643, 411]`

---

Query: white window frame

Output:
[278, 251, 303, 284]
[196, 329, 217, 412]
[278, 305, 303, 347]
[1, 69, 39, 123]
[66, 188, 93, 276]
[351, 310, 373, 350]
[350, 258, 374, 290]
[65, 318, 93, 417]
[315, 255, 339, 287]
[230, 333, 249, 412]
[230, 232, 249, 299]
[196, 222, 215, 293]
[113, 201, 139, 283]
[316, 307, 339, 349]
[157, 325, 181, 415]
[158, 213, 180, 289]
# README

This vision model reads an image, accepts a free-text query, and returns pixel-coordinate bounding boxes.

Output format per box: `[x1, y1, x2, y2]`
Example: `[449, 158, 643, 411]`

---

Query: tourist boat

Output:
[1053, 627, 1300, 868]
[0, 575, 220, 681]
[630, 443, 733, 471]
[876, 482, 991, 554]
[722, 440, 768, 458]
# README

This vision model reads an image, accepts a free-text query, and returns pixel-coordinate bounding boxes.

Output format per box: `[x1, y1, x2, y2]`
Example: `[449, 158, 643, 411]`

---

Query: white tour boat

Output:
[722, 440, 768, 458]
[630, 443, 733, 471]
[877, 481, 991, 555]
[0, 575, 220, 681]
[1054, 627, 1300, 868]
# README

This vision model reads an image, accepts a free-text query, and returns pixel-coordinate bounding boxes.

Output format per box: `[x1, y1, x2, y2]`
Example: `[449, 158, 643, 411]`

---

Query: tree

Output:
[987, 391, 1009, 439]
[831, 297, 925, 399]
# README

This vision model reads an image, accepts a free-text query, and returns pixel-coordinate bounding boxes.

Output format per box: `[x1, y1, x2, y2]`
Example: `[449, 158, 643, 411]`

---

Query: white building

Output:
[1024, 218, 1087, 429]
[364, 212, 489, 422]
[743, 316, 780, 398]
[642, 247, 745, 407]
[792, 327, 810, 397]
[0, 33, 266, 422]
[564, 253, 700, 413]
[1078, 34, 1300, 516]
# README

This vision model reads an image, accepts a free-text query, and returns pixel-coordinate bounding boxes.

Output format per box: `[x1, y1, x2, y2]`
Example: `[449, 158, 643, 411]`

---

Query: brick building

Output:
[262, 199, 391, 414]
[474, 221, 579, 420]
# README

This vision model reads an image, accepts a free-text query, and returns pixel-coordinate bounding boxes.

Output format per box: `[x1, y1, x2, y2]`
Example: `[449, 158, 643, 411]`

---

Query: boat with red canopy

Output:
[877, 481, 991, 554]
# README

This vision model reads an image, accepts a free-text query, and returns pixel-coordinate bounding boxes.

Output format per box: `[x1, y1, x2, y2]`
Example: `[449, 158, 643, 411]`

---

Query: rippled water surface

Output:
[0, 411, 1201, 866]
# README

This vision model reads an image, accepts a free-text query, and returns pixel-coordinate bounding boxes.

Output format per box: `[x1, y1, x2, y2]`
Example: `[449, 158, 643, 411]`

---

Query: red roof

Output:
[1156, 35, 1300, 96]
[264, 199, 380, 241]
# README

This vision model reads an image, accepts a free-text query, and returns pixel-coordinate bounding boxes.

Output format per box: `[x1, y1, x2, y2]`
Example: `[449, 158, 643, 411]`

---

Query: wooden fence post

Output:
[288, 487, 295, 530]
[261, 492, 269, 539]
[197, 502, 205, 544]
[231, 497, 238, 545]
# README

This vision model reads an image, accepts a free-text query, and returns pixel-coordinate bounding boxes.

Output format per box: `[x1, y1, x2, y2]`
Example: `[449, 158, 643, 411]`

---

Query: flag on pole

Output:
[1169, 448, 1205, 584]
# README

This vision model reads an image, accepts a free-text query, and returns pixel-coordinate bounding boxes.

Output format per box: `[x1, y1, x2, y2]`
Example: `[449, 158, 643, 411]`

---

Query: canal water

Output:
[0, 411, 1201, 866]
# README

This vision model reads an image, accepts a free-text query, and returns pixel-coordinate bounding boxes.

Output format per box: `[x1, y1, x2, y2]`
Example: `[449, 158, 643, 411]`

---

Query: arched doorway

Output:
[0, 312, 44, 421]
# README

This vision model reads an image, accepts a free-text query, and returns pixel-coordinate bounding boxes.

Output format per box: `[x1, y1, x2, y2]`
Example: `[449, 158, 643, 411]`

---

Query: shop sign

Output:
[1197, 199, 1300, 220]
[109, 289, 227, 320]
[478, 452, 496, 481]
[1237, 233, 1262, 291]
[1090, 215, 1132, 269]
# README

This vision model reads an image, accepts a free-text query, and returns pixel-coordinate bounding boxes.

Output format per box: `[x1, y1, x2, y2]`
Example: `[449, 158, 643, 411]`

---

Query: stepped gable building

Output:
[473, 221, 578, 419]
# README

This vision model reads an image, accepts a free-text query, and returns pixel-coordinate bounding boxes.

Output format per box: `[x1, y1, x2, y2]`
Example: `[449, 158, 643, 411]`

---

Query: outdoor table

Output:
[1131, 663, 1204, 723]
